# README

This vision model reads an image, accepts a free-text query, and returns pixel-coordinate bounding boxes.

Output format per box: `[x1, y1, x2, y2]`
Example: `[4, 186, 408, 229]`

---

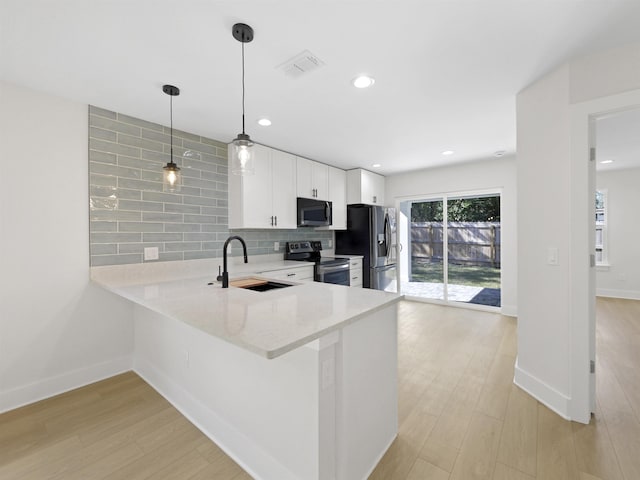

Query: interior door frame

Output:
[394, 188, 502, 311]
[569, 88, 640, 422]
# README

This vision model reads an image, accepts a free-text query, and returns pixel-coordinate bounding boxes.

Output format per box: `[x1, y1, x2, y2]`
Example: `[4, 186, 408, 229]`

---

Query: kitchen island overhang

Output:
[92, 263, 402, 480]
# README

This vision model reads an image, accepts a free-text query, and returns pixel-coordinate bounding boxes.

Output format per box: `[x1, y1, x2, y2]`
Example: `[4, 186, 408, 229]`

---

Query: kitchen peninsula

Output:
[92, 258, 402, 480]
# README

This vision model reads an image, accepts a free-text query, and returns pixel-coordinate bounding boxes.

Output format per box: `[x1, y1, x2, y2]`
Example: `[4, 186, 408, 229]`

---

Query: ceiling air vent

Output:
[277, 50, 325, 78]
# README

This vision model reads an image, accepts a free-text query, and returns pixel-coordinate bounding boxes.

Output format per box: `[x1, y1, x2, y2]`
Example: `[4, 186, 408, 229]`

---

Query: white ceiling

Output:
[3, 1, 640, 175]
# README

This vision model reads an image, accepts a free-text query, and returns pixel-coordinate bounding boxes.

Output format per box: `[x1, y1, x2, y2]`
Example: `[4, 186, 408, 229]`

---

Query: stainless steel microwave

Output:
[297, 197, 332, 227]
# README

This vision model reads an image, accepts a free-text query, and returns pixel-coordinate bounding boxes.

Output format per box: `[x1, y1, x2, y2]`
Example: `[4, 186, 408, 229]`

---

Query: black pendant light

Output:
[162, 84, 182, 192]
[230, 23, 255, 175]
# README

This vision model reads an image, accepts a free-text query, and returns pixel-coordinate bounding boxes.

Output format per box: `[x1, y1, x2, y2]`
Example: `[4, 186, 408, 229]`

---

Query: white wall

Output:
[516, 42, 640, 422]
[596, 167, 640, 299]
[516, 66, 573, 416]
[385, 156, 517, 315]
[0, 81, 134, 412]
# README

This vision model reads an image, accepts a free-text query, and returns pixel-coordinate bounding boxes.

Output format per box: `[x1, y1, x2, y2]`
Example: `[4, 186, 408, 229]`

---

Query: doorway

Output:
[398, 191, 501, 309]
[568, 88, 640, 422]
[592, 106, 640, 414]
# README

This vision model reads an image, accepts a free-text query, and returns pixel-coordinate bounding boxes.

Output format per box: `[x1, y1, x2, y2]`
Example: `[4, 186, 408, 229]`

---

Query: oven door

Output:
[316, 262, 350, 286]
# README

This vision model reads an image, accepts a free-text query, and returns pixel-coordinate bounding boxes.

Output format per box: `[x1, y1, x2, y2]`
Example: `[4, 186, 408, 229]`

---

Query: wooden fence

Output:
[411, 222, 501, 267]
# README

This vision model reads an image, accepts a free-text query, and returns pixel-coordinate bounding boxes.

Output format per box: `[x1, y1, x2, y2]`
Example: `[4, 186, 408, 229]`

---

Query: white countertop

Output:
[92, 259, 402, 359]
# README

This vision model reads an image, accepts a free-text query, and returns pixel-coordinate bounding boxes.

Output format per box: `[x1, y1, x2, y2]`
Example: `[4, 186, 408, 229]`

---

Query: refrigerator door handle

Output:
[383, 213, 390, 256]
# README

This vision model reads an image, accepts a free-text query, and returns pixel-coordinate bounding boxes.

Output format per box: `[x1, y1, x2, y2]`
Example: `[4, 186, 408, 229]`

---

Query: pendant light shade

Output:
[231, 23, 255, 175]
[162, 84, 182, 192]
[230, 133, 254, 175]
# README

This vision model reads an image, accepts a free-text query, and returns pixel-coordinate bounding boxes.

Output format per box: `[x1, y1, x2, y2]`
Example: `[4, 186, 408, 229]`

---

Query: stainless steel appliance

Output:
[297, 198, 332, 227]
[285, 241, 350, 286]
[335, 204, 397, 292]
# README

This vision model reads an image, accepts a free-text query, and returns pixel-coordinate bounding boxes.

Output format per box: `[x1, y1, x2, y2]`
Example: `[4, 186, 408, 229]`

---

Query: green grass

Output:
[411, 259, 501, 289]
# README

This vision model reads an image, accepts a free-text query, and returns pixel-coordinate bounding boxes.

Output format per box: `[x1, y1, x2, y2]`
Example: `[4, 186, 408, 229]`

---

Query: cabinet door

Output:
[297, 157, 329, 200]
[296, 157, 314, 199]
[346, 169, 385, 206]
[229, 143, 272, 228]
[240, 144, 273, 228]
[328, 166, 346, 229]
[311, 162, 329, 200]
[271, 149, 297, 228]
[370, 171, 385, 205]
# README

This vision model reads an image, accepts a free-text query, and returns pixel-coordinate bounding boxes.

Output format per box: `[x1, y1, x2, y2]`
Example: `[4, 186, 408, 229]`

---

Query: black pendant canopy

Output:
[232, 23, 254, 43]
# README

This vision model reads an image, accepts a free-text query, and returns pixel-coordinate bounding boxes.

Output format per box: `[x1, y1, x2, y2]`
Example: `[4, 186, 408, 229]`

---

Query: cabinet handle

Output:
[373, 195, 377, 203]
[270, 216, 274, 226]
[275, 215, 278, 226]
[287, 273, 296, 277]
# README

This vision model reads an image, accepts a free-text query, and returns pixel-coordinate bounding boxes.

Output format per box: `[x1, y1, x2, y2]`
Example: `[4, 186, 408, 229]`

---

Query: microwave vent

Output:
[277, 50, 325, 78]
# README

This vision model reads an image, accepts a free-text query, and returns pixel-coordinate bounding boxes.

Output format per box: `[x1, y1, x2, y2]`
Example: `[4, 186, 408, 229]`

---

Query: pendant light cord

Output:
[169, 94, 174, 164]
[241, 39, 246, 135]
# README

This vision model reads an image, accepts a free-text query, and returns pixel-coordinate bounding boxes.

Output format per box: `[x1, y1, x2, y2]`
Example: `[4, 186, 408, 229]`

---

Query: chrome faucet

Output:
[217, 235, 248, 288]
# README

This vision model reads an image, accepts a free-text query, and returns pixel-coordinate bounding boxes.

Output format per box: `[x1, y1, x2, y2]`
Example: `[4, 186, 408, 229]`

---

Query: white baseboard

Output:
[596, 288, 640, 300]
[513, 357, 571, 420]
[501, 304, 517, 317]
[0, 355, 132, 414]
[133, 356, 297, 480]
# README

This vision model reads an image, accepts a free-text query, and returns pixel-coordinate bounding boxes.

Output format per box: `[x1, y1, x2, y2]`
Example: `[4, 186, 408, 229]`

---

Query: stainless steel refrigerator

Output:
[335, 204, 397, 292]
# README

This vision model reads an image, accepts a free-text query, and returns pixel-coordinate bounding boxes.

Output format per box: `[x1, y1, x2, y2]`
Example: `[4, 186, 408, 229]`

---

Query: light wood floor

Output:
[1, 298, 638, 479]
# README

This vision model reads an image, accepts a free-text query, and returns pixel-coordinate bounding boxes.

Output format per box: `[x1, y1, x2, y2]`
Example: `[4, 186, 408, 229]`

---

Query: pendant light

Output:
[230, 23, 255, 175]
[162, 84, 182, 192]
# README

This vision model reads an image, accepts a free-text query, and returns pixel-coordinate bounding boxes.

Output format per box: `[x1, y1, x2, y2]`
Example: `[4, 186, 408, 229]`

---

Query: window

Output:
[595, 189, 608, 265]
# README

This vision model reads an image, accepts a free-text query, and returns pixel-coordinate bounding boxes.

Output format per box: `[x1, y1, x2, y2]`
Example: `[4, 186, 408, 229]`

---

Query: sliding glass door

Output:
[406, 199, 445, 300]
[399, 191, 501, 308]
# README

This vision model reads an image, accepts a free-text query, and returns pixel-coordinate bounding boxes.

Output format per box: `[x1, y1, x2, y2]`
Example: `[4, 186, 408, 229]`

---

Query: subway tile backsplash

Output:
[89, 106, 331, 266]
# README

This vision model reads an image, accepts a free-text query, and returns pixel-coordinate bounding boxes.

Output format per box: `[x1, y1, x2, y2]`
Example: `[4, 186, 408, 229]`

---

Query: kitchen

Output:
[3, 2, 640, 480]
[85, 101, 403, 478]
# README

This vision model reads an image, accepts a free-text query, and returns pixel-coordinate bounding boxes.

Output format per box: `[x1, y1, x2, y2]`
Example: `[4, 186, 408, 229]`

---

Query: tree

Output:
[411, 196, 500, 222]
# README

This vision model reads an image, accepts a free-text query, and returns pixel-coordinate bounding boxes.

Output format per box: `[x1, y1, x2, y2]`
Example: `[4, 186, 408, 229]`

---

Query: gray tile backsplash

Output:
[89, 106, 332, 266]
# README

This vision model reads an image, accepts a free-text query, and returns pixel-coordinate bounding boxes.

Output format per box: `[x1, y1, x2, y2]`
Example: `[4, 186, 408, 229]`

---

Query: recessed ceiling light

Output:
[494, 150, 506, 157]
[441, 150, 454, 156]
[352, 75, 375, 89]
[600, 159, 614, 164]
[257, 118, 272, 127]
[372, 163, 381, 168]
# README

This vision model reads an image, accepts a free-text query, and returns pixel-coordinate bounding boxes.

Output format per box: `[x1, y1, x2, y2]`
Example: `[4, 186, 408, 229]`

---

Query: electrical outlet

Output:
[274, 241, 279, 251]
[144, 246, 159, 261]
[328, 239, 333, 248]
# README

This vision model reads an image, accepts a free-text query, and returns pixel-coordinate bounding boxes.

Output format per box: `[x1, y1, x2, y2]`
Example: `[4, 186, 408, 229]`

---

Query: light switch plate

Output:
[547, 247, 559, 265]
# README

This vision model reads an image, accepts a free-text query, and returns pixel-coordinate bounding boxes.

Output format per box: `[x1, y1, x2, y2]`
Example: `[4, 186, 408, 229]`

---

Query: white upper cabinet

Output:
[270, 149, 297, 228]
[318, 166, 347, 230]
[346, 168, 385, 206]
[297, 157, 329, 200]
[228, 144, 296, 229]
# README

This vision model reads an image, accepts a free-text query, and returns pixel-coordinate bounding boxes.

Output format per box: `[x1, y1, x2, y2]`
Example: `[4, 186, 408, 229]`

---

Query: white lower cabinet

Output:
[348, 258, 363, 287]
[259, 264, 314, 282]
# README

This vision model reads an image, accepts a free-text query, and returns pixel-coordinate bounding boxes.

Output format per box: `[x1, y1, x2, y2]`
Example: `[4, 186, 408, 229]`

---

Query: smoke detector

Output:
[277, 50, 325, 78]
